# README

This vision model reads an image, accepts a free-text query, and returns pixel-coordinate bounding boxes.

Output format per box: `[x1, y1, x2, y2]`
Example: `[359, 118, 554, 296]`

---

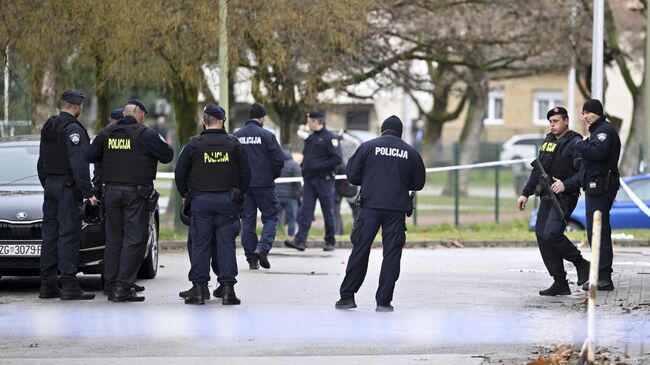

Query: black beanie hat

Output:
[582, 99, 604, 117]
[381, 115, 403, 137]
[249, 103, 267, 119]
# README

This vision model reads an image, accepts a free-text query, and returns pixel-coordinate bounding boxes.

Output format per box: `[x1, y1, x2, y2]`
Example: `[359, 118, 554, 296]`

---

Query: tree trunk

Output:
[30, 61, 57, 132]
[619, 80, 644, 176]
[423, 118, 444, 166]
[171, 79, 199, 145]
[272, 101, 303, 145]
[443, 74, 488, 196]
[94, 55, 111, 132]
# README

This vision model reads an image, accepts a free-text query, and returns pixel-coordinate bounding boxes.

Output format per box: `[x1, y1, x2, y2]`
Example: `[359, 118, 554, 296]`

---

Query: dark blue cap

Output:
[110, 108, 124, 120]
[126, 99, 148, 114]
[203, 104, 226, 120]
[308, 110, 324, 119]
[61, 89, 85, 105]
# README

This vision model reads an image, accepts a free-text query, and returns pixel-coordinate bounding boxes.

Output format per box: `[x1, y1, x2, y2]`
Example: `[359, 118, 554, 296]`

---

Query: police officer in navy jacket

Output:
[233, 103, 284, 269]
[335, 115, 426, 312]
[285, 111, 342, 251]
[175, 104, 251, 305]
[574, 99, 621, 291]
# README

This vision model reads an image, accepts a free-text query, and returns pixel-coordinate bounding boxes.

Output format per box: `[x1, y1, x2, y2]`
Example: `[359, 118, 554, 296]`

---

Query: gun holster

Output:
[147, 190, 160, 212]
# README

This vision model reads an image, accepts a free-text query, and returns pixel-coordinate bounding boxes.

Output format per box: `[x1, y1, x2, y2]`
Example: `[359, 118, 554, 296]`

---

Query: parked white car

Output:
[500, 134, 545, 172]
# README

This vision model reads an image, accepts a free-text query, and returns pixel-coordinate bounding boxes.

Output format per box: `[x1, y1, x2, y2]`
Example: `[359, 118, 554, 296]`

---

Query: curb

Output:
[159, 239, 650, 250]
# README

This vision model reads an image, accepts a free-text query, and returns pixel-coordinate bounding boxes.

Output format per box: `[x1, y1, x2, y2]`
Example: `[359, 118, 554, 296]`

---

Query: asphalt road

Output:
[1, 246, 649, 364]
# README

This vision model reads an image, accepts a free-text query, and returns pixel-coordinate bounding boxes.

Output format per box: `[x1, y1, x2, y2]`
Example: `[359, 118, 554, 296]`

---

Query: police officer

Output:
[37, 89, 97, 300]
[175, 105, 251, 305]
[233, 103, 284, 269]
[86, 99, 173, 302]
[336, 116, 425, 312]
[518, 107, 590, 296]
[285, 111, 342, 251]
[574, 99, 621, 291]
[109, 108, 124, 124]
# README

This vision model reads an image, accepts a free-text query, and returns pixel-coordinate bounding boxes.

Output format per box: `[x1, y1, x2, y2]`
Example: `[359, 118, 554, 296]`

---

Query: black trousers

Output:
[103, 186, 149, 288]
[585, 188, 618, 278]
[40, 176, 82, 278]
[339, 207, 406, 305]
[534, 194, 582, 280]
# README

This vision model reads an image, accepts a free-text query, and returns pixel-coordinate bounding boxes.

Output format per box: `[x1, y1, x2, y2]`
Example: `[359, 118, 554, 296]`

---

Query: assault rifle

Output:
[533, 159, 567, 226]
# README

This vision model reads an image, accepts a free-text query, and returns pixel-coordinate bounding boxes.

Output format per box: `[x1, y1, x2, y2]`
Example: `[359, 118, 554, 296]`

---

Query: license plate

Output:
[0, 244, 41, 256]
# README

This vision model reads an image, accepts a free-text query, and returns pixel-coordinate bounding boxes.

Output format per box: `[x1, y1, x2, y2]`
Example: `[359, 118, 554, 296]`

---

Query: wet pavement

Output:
[0, 246, 649, 364]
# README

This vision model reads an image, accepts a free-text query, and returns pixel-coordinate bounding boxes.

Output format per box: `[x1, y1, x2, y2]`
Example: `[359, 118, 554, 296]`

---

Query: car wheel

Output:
[566, 220, 584, 232]
[137, 214, 159, 279]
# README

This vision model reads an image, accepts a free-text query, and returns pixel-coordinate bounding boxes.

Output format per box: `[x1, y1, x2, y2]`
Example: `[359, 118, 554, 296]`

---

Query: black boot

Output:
[221, 284, 240, 305]
[184, 282, 208, 305]
[60, 276, 95, 300]
[109, 284, 144, 302]
[539, 279, 571, 296]
[179, 282, 210, 300]
[213, 285, 223, 298]
[132, 283, 145, 292]
[575, 259, 590, 286]
[38, 278, 60, 299]
[254, 249, 271, 269]
[335, 296, 357, 310]
[284, 239, 306, 251]
[248, 260, 259, 270]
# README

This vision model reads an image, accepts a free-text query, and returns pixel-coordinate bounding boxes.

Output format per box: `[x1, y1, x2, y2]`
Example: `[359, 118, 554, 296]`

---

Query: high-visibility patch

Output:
[204, 151, 230, 163]
[108, 138, 131, 150]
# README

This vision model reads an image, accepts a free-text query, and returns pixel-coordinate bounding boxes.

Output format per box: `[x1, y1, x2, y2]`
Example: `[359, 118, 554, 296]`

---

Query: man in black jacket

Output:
[37, 89, 97, 300]
[574, 99, 621, 291]
[233, 103, 284, 270]
[335, 116, 426, 312]
[518, 107, 590, 296]
[275, 147, 301, 237]
[86, 99, 173, 302]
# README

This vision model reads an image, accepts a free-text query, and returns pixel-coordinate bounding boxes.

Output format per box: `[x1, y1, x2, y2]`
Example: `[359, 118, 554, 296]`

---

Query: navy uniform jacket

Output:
[85, 116, 174, 167]
[574, 117, 621, 189]
[174, 129, 252, 197]
[346, 132, 426, 211]
[37, 112, 93, 199]
[301, 127, 342, 179]
[233, 120, 284, 187]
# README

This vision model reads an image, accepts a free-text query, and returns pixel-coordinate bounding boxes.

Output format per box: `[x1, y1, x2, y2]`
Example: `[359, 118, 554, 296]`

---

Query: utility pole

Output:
[591, 0, 605, 101]
[219, 0, 229, 129]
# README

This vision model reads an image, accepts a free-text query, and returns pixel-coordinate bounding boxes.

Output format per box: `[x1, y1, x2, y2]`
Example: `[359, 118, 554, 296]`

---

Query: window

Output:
[533, 90, 564, 125]
[484, 90, 504, 125]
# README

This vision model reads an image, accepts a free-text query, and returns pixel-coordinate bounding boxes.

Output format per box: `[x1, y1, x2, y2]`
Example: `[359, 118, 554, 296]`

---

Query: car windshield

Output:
[0, 145, 41, 186]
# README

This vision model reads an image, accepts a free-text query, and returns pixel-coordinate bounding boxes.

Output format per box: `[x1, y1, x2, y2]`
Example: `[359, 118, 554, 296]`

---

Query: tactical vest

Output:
[537, 130, 580, 181]
[101, 123, 157, 185]
[189, 134, 239, 192]
[40, 115, 86, 175]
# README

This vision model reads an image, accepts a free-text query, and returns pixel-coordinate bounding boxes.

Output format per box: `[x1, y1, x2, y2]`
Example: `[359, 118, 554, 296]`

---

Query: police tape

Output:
[618, 178, 650, 219]
[155, 158, 534, 184]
